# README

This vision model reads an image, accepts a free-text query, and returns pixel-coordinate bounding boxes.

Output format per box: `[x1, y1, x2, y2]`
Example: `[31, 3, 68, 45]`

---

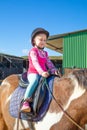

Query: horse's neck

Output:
[49, 77, 74, 113]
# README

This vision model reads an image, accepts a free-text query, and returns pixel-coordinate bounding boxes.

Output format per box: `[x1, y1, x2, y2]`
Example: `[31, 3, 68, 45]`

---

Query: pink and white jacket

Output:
[27, 47, 57, 75]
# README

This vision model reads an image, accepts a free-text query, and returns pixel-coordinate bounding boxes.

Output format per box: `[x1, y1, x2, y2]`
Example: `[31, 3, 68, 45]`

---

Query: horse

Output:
[0, 69, 87, 130]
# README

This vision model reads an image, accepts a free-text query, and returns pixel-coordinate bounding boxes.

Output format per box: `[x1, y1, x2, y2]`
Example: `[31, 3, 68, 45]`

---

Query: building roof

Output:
[0, 53, 24, 61]
[46, 29, 87, 54]
[49, 56, 63, 60]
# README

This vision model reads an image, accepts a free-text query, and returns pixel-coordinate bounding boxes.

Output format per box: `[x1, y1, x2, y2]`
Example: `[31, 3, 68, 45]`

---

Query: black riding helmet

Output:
[31, 28, 49, 46]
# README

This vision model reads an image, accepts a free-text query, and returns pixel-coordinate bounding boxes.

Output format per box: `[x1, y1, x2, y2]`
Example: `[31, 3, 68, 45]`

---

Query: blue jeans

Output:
[24, 73, 41, 99]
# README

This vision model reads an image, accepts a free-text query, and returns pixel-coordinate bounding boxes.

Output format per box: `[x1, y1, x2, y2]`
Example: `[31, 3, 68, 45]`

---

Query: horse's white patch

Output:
[85, 124, 87, 130]
[13, 119, 29, 130]
[35, 111, 63, 130]
[65, 75, 86, 110]
[1, 81, 10, 87]
[5, 94, 12, 105]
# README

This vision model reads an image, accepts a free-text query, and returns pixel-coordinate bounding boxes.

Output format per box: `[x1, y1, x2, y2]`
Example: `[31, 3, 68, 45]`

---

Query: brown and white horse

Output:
[0, 69, 87, 130]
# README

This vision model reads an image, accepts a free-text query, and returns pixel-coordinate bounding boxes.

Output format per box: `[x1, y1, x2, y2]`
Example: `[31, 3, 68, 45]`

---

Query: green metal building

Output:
[46, 29, 87, 73]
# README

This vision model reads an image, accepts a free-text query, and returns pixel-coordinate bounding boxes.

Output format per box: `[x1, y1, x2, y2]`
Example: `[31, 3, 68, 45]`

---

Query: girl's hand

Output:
[42, 71, 50, 78]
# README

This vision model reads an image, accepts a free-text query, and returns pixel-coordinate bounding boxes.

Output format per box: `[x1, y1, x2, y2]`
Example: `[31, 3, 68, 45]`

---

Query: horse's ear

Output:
[56, 69, 62, 78]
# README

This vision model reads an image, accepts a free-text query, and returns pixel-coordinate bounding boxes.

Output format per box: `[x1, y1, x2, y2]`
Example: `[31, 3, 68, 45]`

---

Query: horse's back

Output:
[1, 74, 19, 89]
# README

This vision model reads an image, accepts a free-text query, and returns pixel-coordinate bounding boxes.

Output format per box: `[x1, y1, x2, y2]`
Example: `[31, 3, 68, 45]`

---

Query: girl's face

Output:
[33, 33, 47, 49]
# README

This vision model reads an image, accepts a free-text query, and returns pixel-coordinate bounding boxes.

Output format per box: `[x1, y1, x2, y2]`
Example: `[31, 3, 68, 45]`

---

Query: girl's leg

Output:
[21, 74, 41, 112]
[24, 73, 41, 99]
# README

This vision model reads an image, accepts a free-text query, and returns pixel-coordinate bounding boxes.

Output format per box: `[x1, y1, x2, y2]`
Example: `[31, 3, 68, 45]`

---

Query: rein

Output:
[16, 103, 35, 130]
[44, 77, 85, 130]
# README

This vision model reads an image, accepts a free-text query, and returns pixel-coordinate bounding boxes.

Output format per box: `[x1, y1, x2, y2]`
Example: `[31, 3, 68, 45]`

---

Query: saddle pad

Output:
[9, 76, 54, 121]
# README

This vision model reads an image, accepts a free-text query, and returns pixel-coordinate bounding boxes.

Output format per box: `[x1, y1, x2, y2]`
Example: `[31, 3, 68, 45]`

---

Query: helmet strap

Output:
[35, 45, 44, 50]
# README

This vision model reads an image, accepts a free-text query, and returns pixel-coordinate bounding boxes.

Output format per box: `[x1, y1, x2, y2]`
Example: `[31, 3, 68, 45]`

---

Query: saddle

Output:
[9, 72, 55, 121]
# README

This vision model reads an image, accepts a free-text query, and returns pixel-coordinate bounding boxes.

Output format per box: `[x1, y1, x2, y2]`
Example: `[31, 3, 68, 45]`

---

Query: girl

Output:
[21, 27, 58, 112]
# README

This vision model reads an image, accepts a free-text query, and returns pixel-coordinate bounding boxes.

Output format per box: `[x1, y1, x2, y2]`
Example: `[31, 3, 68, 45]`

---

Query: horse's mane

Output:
[72, 69, 87, 88]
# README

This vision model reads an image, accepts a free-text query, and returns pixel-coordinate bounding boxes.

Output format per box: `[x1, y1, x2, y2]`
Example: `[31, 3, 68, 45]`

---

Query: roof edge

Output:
[48, 28, 87, 40]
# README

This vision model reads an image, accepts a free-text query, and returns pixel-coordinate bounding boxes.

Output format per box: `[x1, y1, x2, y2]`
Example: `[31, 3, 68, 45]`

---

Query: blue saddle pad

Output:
[9, 76, 54, 121]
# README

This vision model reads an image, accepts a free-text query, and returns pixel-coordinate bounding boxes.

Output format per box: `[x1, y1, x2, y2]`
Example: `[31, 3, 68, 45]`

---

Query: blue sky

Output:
[0, 0, 87, 57]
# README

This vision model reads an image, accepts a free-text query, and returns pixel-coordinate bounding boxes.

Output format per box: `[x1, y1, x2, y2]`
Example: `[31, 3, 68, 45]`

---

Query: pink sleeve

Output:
[30, 50, 44, 75]
[45, 52, 57, 74]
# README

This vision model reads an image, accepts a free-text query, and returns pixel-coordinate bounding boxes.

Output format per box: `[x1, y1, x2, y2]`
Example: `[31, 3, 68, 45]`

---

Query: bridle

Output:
[44, 77, 85, 130]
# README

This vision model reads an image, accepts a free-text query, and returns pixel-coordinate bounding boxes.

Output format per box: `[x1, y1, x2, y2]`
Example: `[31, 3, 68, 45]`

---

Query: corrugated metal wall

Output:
[63, 31, 87, 68]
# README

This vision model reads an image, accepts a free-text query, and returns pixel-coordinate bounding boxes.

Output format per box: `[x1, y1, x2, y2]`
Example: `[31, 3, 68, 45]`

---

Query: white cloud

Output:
[0, 49, 7, 54]
[22, 49, 28, 55]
